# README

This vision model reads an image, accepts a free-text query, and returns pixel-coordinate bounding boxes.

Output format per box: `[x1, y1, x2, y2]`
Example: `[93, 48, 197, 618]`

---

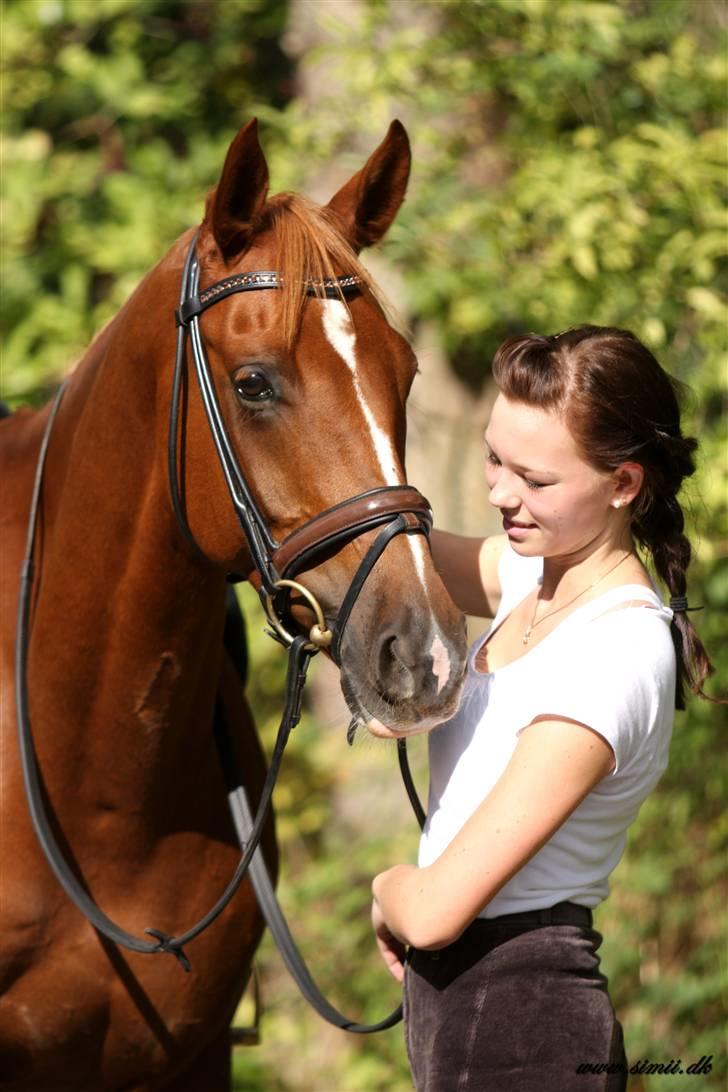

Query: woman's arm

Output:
[372, 717, 614, 953]
[430, 530, 507, 618]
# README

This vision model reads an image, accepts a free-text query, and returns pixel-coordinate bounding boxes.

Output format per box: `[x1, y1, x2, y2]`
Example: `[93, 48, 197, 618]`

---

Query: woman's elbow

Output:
[410, 930, 460, 953]
[407, 913, 467, 952]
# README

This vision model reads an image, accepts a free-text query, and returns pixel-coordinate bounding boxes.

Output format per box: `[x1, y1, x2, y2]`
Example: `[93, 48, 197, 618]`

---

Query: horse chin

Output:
[365, 718, 401, 739]
[364, 714, 448, 740]
[340, 674, 462, 742]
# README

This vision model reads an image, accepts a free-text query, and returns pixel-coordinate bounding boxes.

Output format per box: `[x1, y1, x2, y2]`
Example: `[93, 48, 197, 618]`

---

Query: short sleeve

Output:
[522, 609, 676, 774]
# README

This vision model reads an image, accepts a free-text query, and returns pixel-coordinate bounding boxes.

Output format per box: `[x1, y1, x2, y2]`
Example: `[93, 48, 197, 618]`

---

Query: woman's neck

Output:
[539, 529, 639, 602]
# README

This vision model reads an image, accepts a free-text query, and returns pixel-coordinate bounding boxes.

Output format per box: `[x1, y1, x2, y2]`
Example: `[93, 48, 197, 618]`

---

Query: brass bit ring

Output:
[263, 579, 333, 651]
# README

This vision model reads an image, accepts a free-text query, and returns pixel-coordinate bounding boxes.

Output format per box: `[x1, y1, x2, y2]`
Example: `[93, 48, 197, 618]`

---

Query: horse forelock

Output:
[258, 193, 391, 347]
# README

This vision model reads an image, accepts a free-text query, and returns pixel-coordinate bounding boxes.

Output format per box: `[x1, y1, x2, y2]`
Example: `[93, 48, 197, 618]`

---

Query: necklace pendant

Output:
[522, 627, 532, 645]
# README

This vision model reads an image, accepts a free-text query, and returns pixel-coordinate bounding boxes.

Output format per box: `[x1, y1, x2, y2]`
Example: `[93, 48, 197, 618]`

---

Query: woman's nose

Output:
[488, 470, 520, 510]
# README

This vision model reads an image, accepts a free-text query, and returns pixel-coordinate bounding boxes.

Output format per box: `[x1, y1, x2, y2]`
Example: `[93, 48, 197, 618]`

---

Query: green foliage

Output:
[2, 1, 726, 1089]
[1, 0, 291, 402]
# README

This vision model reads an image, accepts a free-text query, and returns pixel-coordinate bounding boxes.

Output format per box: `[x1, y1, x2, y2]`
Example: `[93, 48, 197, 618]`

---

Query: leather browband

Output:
[177, 271, 361, 327]
[272, 485, 432, 578]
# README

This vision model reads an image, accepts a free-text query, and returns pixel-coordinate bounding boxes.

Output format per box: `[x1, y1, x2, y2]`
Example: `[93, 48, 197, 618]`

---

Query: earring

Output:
[612, 500, 623, 509]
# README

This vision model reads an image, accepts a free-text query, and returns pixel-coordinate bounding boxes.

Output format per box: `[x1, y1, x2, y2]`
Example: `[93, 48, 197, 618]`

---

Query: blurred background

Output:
[1, 1, 725, 1089]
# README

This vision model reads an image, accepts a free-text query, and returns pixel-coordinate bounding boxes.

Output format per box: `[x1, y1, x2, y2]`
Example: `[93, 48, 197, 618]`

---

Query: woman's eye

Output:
[235, 370, 274, 402]
[525, 478, 546, 491]
[486, 452, 500, 467]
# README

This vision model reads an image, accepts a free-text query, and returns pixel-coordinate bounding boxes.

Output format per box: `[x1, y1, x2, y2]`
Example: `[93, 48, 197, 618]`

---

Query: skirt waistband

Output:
[474, 900, 593, 929]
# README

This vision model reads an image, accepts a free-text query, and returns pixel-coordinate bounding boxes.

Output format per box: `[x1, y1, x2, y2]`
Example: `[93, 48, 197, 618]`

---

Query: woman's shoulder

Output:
[521, 586, 676, 700]
[585, 586, 674, 640]
[530, 593, 676, 771]
[566, 588, 676, 683]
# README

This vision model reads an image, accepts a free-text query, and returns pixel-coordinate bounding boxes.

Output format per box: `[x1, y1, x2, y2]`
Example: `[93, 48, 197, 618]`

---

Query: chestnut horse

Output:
[0, 120, 466, 1091]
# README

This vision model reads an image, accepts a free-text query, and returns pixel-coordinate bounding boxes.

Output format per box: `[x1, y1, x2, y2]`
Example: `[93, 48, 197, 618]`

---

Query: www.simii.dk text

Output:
[576, 1055, 713, 1077]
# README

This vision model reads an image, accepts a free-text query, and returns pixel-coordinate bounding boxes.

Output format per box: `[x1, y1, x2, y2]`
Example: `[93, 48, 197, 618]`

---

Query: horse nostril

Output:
[377, 632, 417, 700]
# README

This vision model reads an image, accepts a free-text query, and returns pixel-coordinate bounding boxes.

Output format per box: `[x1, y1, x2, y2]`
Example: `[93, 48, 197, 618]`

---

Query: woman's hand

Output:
[371, 896, 407, 983]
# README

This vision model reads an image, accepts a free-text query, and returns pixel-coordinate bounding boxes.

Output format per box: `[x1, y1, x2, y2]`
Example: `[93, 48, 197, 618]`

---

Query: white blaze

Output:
[429, 634, 452, 694]
[320, 299, 428, 591]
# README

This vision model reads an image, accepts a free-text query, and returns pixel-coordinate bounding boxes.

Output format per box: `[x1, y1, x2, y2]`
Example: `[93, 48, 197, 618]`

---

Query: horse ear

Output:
[326, 120, 411, 252]
[203, 119, 269, 261]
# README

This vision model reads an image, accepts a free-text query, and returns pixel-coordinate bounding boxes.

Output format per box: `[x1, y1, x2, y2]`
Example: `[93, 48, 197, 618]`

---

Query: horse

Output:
[0, 119, 467, 1092]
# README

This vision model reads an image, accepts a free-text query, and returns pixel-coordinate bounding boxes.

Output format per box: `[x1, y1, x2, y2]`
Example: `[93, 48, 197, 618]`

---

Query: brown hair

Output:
[492, 325, 714, 709]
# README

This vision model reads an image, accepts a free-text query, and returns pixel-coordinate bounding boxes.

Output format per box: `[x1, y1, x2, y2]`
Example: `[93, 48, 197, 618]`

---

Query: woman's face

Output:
[484, 394, 619, 561]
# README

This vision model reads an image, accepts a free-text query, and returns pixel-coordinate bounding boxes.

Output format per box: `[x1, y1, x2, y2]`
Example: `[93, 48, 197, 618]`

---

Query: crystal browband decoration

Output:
[198, 271, 361, 306]
[176, 267, 362, 326]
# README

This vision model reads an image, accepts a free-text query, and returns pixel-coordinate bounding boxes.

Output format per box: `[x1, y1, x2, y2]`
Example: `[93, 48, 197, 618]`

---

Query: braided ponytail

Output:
[492, 325, 716, 709]
[630, 435, 713, 709]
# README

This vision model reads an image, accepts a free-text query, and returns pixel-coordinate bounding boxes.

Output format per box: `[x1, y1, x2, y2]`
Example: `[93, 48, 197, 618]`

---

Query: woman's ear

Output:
[610, 463, 644, 508]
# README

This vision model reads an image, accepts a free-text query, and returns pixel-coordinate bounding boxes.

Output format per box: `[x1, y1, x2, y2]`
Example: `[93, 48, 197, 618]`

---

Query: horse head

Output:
[165, 119, 467, 737]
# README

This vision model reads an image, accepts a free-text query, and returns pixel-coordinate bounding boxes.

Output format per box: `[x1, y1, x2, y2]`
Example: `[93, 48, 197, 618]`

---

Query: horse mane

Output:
[258, 192, 391, 347]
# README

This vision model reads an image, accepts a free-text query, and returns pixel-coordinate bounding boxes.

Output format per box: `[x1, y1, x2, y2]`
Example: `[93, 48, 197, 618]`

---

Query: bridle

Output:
[15, 232, 429, 1032]
[169, 232, 433, 664]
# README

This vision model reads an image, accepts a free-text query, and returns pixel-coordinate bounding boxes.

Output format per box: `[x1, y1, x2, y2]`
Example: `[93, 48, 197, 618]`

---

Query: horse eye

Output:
[235, 370, 274, 402]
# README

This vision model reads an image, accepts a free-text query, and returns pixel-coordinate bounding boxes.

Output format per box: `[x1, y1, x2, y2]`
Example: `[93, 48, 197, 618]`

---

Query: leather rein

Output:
[15, 234, 428, 1032]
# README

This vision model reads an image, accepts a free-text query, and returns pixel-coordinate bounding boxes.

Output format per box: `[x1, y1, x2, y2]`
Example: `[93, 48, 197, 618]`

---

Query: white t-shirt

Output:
[418, 545, 676, 917]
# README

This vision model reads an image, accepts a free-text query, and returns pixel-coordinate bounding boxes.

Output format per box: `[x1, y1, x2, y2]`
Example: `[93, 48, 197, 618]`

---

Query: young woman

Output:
[370, 327, 714, 1092]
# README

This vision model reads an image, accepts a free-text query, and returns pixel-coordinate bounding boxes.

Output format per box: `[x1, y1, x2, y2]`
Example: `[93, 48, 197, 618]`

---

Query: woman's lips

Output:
[503, 516, 536, 539]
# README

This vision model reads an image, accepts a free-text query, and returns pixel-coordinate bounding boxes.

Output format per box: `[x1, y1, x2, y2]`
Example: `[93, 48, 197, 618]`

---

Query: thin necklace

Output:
[522, 552, 633, 645]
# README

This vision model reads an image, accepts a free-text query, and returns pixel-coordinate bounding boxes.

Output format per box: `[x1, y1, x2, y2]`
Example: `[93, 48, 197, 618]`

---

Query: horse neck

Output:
[29, 249, 226, 792]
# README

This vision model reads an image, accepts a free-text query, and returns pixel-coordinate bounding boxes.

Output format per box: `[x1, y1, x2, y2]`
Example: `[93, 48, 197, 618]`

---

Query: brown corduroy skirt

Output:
[403, 903, 627, 1092]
